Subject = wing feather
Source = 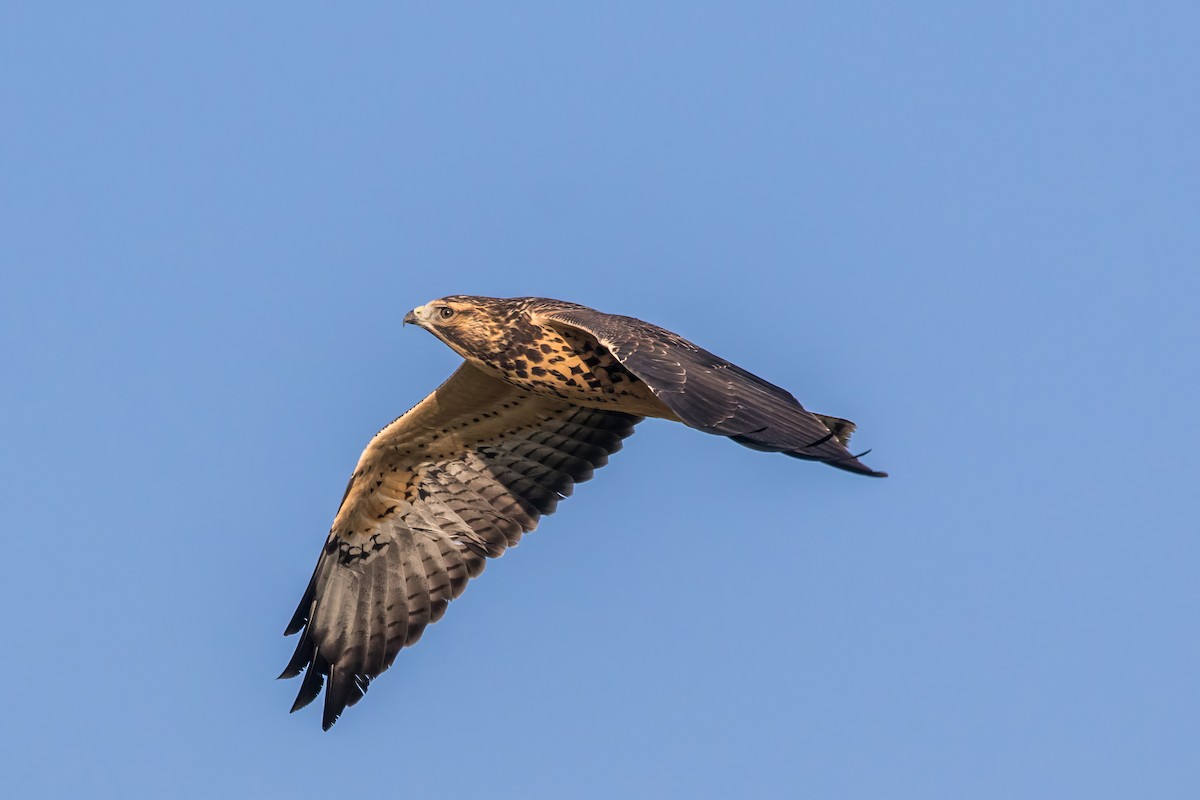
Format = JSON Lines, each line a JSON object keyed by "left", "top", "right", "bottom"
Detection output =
{"left": 414, "top": 531, "right": 454, "bottom": 624}
{"left": 536, "top": 303, "right": 886, "bottom": 477}
{"left": 281, "top": 362, "right": 640, "bottom": 728}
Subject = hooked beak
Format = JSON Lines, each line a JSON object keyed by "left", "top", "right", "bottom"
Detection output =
{"left": 403, "top": 305, "right": 426, "bottom": 326}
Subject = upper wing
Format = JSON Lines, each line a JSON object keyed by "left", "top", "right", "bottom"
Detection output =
{"left": 280, "top": 362, "right": 641, "bottom": 729}
{"left": 535, "top": 303, "right": 885, "bottom": 477}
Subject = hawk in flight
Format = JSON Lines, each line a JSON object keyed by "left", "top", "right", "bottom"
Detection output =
{"left": 281, "top": 296, "right": 886, "bottom": 728}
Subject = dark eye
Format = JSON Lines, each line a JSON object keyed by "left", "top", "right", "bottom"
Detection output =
{"left": 438, "top": 306, "right": 455, "bottom": 320}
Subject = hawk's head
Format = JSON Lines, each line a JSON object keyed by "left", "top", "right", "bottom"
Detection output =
{"left": 404, "top": 295, "right": 541, "bottom": 366}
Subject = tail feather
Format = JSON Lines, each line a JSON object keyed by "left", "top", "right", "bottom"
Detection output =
{"left": 814, "top": 414, "right": 856, "bottom": 446}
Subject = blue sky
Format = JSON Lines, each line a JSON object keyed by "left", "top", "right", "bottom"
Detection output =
{"left": 3, "top": 3, "right": 1197, "bottom": 797}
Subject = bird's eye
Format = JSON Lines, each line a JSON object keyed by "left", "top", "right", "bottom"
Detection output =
{"left": 438, "top": 306, "right": 455, "bottom": 320}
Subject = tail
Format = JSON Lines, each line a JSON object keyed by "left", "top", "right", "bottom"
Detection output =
{"left": 728, "top": 411, "right": 888, "bottom": 477}
{"left": 804, "top": 413, "right": 888, "bottom": 478}
{"left": 814, "top": 414, "right": 856, "bottom": 446}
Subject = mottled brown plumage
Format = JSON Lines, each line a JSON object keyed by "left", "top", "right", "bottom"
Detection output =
{"left": 281, "top": 295, "right": 886, "bottom": 729}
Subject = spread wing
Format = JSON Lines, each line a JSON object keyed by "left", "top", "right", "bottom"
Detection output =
{"left": 536, "top": 303, "right": 885, "bottom": 477}
{"left": 280, "top": 362, "right": 640, "bottom": 729}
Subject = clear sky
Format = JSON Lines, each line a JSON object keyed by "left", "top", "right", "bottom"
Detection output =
{"left": 3, "top": 3, "right": 1197, "bottom": 798}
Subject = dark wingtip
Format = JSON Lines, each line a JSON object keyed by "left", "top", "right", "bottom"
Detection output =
{"left": 825, "top": 448, "right": 889, "bottom": 478}
{"left": 856, "top": 452, "right": 888, "bottom": 477}
{"left": 846, "top": 448, "right": 888, "bottom": 478}
{"left": 321, "top": 668, "right": 369, "bottom": 730}
{"left": 288, "top": 649, "right": 327, "bottom": 713}
{"left": 848, "top": 463, "right": 889, "bottom": 477}
{"left": 834, "top": 462, "right": 889, "bottom": 478}
{"left": 278, "top": 628, "right": 314, "bottom": 679}
{"left": 290, "top": 674, "right": 324, "bottom": 714}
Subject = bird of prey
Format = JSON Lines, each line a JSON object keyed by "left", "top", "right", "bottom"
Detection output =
{"left": 280, "top": 295, "right": 886, "bottom": 728}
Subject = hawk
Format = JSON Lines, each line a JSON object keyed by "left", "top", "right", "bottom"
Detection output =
{"left": 280, "top": 295, "right": 886, "bottom": 728}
